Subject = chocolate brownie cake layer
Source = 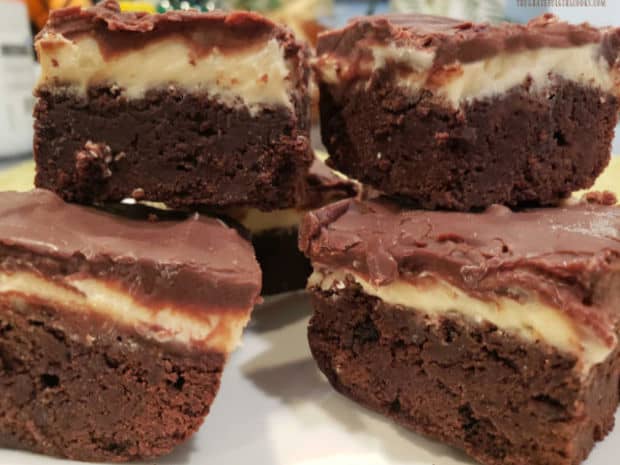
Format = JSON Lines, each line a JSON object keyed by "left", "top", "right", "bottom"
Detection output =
{"left": 34, "top": 88, "right": 310, "bottom": 209}
{"left": 0, "top": 295, "right": 224, "bottom": 462}
{"left": 34, "top": 0, "right": 311, "bottom": 209}
{"left": 0, "top": 190, "right": 261, "bottom": 460}
{"left": 227, "top": 157, "right": 359, "bottom": 295}
{"left": 300, "top": 198, "right": 620, "bottom": 465}
{"left": 319, "top": 77, "right": 618, "bottom": 210}
{"left": 316, "top": 14, "right": 620, "bottom": 210}
{"left": 308, "top": 283, "right": 620, "bottom": 465}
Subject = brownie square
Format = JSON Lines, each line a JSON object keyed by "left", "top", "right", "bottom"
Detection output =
{"left": 33, "top": 0, "right": 311, "bottom": 210}
{"left": 0, "top": 190, "right": 261, "bottom": 461}
{"left": 300, "top": 198, "right": 620, "bottom": 465}
{"left": 315, "top": 14, "right": 620, "bottom": 210}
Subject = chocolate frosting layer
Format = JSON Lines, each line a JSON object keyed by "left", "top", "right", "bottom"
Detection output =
{"left": 0, "top": 190, "right": 261, "bottom": 313}
{"left": 317, "top": 13, "right": 620, "bottom": 67}
{"left": 39, "top": 0, "right": 299, "bottom": 60}
{"left": 300, "top": 198, "right": 620, "bottom": 344}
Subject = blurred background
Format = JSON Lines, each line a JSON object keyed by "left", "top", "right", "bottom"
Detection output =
{"left": 1, "top": 0, "right": 619, "bottom": 164}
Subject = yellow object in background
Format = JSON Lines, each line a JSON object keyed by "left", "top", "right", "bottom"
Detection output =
{"left": 118, "top": 1, "right": 156, "bottom": 13}
{"left": 26, "top": 0, "right": 92, "bottom": 30}
{"left": 268, "top": 0, "right": 331, "bottom": 46}
{"left": 0, "top": 162, "right": 35, "bottom": 192}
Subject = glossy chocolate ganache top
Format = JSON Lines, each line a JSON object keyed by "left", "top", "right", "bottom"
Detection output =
{"left": 0, "top": 189, "right": 261, "bottom": 311}
{"left": 300, "top": 198, "right": 620, "bottom": 344}
{"left": 38, "top": 0, "right": 297, "bottom": 59}
{"left": 317, "top": 12, "right": 620, "bottom": 67}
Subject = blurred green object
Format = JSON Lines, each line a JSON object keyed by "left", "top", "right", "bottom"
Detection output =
{"left": 231, "top": 0, "right": 282, "bottom": 11}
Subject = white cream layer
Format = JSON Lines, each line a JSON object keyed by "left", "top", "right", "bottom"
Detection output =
{"left": 309, "top": 268, "right": 614, "bottom": 372}
{"left": 318, "top": 43, "right": 618, "bottom": 106}
{"left": 36, "top": 33, "right": 294, "bottom": 115}
{"left": 0, "top": 271, "right": 251, "bottom": 354}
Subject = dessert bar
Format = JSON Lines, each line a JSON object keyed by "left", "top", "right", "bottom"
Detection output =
{"left": 0, "top": 190, "right": 261, "bottom": 461}
{"left": 301, "top": 198, "right": 620, "bottom": 465}
{"left": 34, "top": 0, "right": 311, "bottom": 209}
{"left": 316, "top": 14, "right": 620, "bottom": 210}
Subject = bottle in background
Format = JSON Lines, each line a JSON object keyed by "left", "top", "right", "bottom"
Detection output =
{"left": 0, "top": 0, "right": 36, "bottom": 159}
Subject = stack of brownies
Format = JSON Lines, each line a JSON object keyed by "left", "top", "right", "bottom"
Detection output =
{"left": 0, "top": 1, "right": 619, "bottom": 465}
{"left": 0, "top": 0, "right": 341, "bottom": 461}
{"left": 303, "top": 13, "right": 620, "bottom": 465}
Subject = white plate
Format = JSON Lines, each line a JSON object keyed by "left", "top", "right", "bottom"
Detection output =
{"left": 1, "top": 293, "right": 618, "bottom": 465}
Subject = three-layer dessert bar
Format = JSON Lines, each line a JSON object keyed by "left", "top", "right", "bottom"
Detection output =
{"left": 301, "top": 198, "right": 620, "bottom": 465}
{"left": 0, "top": 190, "right": 261, "bottom": 461}
{"left": 34, "top": 0, "right": 311, "bottom": 210}
{"left": 315, "top": 14, "right": 620, "bottom": 210}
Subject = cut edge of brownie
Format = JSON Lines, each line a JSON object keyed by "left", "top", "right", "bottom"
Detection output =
{"left": 0, "top": 293, "right": 226, "bottom": 462}
{"left": 34, "top": 85, "right": 312, "bottom": 211}
{"left": 319, "top": 75, "right": 618, "bottom": 210}
{"left": 307, "top": 280, "right": 620, "bottom": 465}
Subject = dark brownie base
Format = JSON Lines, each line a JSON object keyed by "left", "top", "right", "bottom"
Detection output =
{"left": 320, "top": 76, "right": 618, "bottom": 210}
{"left": 308, "top": 282, "right": 620, "bottom": 465}
{"left": 34, "top": 87, "right": 312, "bottom": 210}
{"left": 0, "top": 294, "right": 224, "bottom": 462}
{"left": 253, "top": 226, "right": 311, "bottom": 295}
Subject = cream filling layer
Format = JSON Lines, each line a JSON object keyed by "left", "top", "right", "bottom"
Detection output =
{"left": 309, "top": 268, "right": 614, "bottom": 372}
{"left": 233, "top": 208, "right": 302, "bottom": 234}
{"left": 0, "top": 271, "right": 251, "bottom": 354}
{"left": 36, "top": 33, "right": 294, "bottom": 115}
{"left": 318, "top": 43, "right": 618, "bottom": 106}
